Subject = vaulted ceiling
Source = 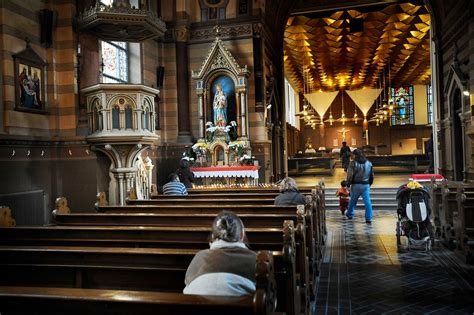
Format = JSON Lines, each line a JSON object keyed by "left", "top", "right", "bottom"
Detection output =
{"left": 284, "top": 2, "right": 431, "bottom": 92}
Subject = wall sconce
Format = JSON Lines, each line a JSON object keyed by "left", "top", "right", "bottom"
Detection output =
{"left": 463, "top": 90, "right": 470, "bottom": 97}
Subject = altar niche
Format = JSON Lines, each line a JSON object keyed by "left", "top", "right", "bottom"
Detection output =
{"left": 192, "top": 37, "right": 250, "bottom": 139}
{"left": 210, "top": 75, "right": 236, "bottom": 128}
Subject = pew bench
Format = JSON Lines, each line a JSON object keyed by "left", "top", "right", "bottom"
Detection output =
{"left": 51, "top": 212, "right": 310, "bottom": 314}
{"left": 0, "top": 251, "right": 277, "bottom": 315}
{"left": 0, "top": 287, "right": 261, "bottom": 315}
{"left": 0, "top": 223, "right": 298, "bottom": 314}
{"left": 128, "top": 188, "right": 325, "bottom": 296}
{"left": 0, "top": 226, "right": 286, "bottom": 251}
{"left": 456, "top": 184, "right": 474, "bottom": 264}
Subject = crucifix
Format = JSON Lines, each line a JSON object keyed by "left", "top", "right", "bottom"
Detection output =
{"left": 338, "top": 127, "right": 349, "bottom": 142}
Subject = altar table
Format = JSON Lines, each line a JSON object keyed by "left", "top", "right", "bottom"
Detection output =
{"left": 191, "top": 166, "right": 259, "bottom": 185}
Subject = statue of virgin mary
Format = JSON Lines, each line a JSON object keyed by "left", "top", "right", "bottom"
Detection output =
{"left": 213, "top": 84, "right": 227, "bottom": 127}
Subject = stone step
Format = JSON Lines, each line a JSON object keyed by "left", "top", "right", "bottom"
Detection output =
{"left": 324, "top": 187, "right": 398, "bottom": 211}
{"left": 325, "top": 203, "right": 397, "bottom": 211}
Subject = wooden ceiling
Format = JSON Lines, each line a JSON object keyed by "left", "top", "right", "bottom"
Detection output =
{"left": 284, "top": 2, "right": 431, "bottom": 92}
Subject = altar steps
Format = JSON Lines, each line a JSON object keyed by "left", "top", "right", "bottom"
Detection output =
{"left": 324, "top": 187, "right": 398, "bottom": 211}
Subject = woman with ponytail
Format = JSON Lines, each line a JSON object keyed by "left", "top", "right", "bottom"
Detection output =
{"left": 183, "top": 211, "right": 256, "bottom": 296}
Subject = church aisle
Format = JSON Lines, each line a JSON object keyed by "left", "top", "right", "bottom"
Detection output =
{"left": 295, "top": 168, "right": 408, "bottom": 189}
{"left": 315, "top": 210, "right": 474, "bottom": 314}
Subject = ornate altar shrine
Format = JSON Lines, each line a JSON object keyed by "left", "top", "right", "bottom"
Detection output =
{"left": 192, "top": 166, "right": 259, "bottom": 185}
{"left": 186, "top": 30, "right": 257, "bottom": 184}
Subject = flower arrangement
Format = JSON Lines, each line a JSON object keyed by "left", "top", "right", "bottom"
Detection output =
{"left": 192, "top": 142, "right": 208, "bottom": 155}
{"left": 228, "top": 140, "right": 247, "bottom": 155}
{"left": 205, "top": 121, "right": 239, "bottom": 142}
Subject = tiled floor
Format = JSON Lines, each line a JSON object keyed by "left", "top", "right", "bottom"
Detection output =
{"left": 295, "top": 168, "right": 409, "bottom": 188}
{"left": 315, "top": 210, "right": 474, "bottom": 314}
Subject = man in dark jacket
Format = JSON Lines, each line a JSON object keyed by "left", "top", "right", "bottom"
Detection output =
{"left": 346, "top": 149, "right": 374, "bottom": 223}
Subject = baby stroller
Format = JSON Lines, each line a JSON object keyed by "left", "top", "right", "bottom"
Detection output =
{"left": 396, "top": 184, "right": 435, "bottom": 251}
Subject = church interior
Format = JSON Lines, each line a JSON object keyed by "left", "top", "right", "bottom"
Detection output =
{"left": 0, "top": 0, "right": 474, "bottom": 313}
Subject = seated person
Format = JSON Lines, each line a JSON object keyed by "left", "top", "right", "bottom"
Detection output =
{"left": 183, "top": 211, "right": 256, "bottom": 296}
{"left": 176, "top": 158, "right": 195, "bottom": 188}
{"left": 162, "top": 173, "right": 188, "bottom": 195}
{"left": 274, "top": 177, "right": 307, "bottom": 205}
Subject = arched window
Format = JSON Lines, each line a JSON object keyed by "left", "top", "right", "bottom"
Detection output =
{"left": 112, "top": 106, "right": 120, "bottom": 129}
{"left": 125, "top": 106, "right": 133, "bottom": 129}
{"left": 143, "top": 109, "right": 150, "bottom": 130}
{"left": 94, "top": 107, "right": 100, "bottom": 131}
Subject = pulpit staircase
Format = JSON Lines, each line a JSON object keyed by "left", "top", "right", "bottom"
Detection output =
{"left": 325, "top": 187, "right": 398, "bottom": 211}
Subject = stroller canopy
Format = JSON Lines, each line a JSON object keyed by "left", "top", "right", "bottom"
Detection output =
{"left": 396, "top": 184, "right": 431, "bottom": 219}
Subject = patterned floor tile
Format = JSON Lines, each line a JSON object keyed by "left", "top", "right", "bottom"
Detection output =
{"left": 314, "top": 210, "right": 474, "bottom": 314}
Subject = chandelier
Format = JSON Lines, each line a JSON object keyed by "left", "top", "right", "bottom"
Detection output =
{"left": 299, "top": 64, "right": 321, "bottom": 129}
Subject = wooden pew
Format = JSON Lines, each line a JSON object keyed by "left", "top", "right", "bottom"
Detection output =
{"left": 439, "top": 180, "right": 461, "bottom": 248}
{"left": 428, "top": 178, "right": 458, "bottom": 247}
{"left": 0, "top": 251, "right": 277, "bottom": 315}
{"left": 0, "top": 223, "right": 296, "bottom": 314}
{"left": 128, "top": 186, "right": 325, "bottom": 298}
{"left": 129, "top": 197, "right": 277, "bottom": 205}
{"left": 97, "top": 204, "right": 316, "bottom": 293}
{"left": 96, "top": 203, "right": 318, "bottom": 268}
{"left": 429, "top": 179, "right": 474, "bottom": 263}
{"left": 51, "top": 212, "right": 309, "bottom": 314}
{"left": 186, "top": 187, "right": 315, "bottom": 194}
{"left": 146, "top": 182, "right": 326, "bottom": 262}
{"left": 0, "top": 226, "right": 284, "bottom": 250}
{"left": 55, "top": 212, "right": 301, "bottom": 228}
{"left": 454, "top": 184, "right": 474, "bottom": 264}
{"left": 287, "top": 157, "right": 336, "bottom": 176}
{"left": 128, "top": 183, "right": 326, "bottom": 277}
{"left": 428, "top": 177, "right": 444, "bottom": 239}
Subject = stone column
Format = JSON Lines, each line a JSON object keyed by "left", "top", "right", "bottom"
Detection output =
{"left": 198, "top": 93, "right": 204, "bottom": 138}
{"left": 240, "top": 91, "right": 248, "bottom": 137}
{"left": 114, "top": 172, "right": 125, "bottom": 206}
{"left": 175, "top": 24, "right": 192, "bottom": 143}
{"left": 430, "top": 36, "right": 441, "bottom": 173}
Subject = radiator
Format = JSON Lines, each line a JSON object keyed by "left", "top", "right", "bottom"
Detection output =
{"left": 0, "top": 190, "right": 48, "bottom": 226}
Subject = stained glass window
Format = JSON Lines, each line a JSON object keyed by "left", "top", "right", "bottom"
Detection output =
{"left": 112, "top": 106, "right": 120, "bottom": 129}
{"left": 101, "top": 41, "right": 128, "bottom": 83}
{"left": 390, "top": 86, "right": 414, "bottom": 125}
{"left": 125, "top": 106, "right": 133, "bottom": 129}
{"left": 143, "top": 110, "right": 150, "bottom": 130}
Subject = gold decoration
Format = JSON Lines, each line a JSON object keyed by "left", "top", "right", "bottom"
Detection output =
{"left": 0, "top": 206, "right": 16, "bottom": 227}
{"left": 284, "top": 4, "right": 431, "bottom": 92}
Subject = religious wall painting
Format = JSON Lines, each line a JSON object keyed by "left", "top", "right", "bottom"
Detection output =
{"left": 210, "top": 75, "right": 236, "bottom": 127}
{"left": 13, "top": 45, "right": 47, "bottom": 113}
{"left": 391, "top": 86, "right": 414, "bottom": 125}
